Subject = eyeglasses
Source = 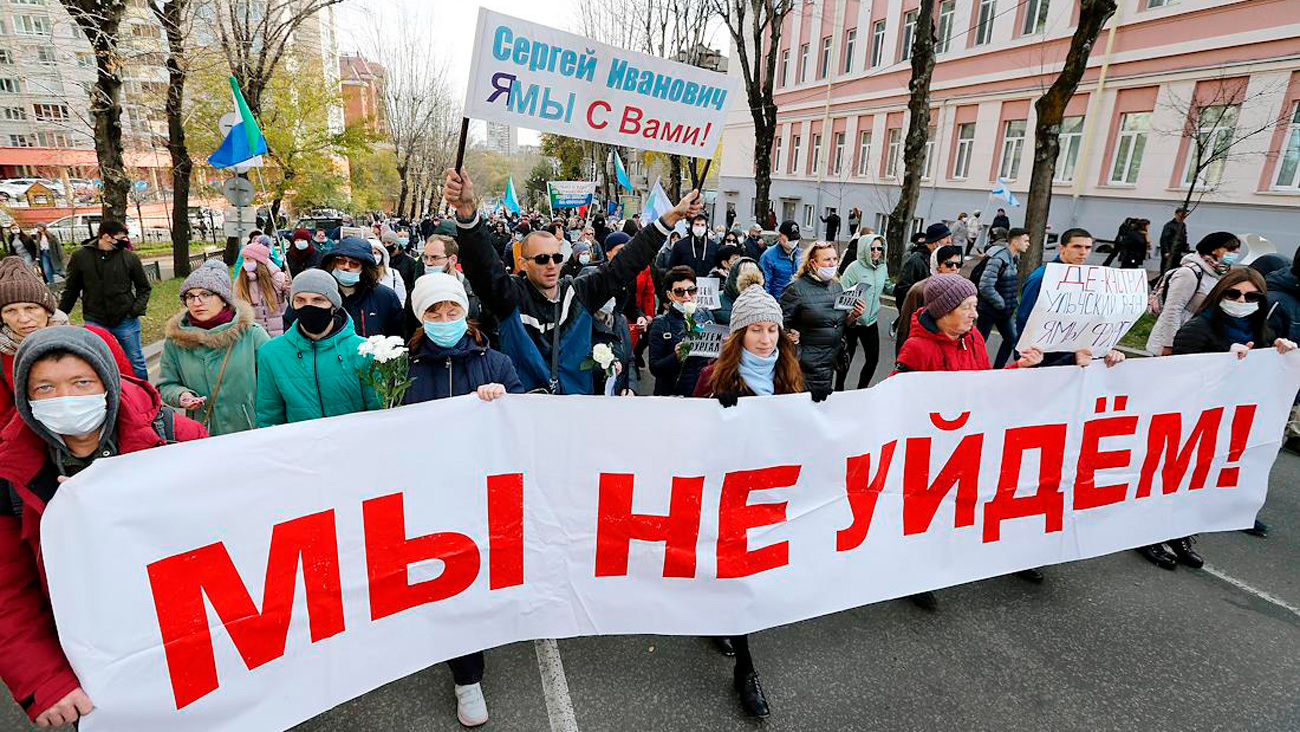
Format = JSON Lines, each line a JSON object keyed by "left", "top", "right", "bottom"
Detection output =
{"left": 182, "top": 291, "right": 219, "bottom": 303}
{"left": 1222, "top": 288, "right": 1264, "bottom": 303}
{"left": 939, "top": 260, "right": 962, "bottom": 269}
{"left": 671, "top": 286, "right": 699, "bottom": 297}
{"left": 529, "top": 253, "right": 564, "bottom": 265}
{"left": 423, "top": 254, "right": 448, "bottom": 265}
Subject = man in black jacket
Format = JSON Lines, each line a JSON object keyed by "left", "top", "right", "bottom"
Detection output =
{"left": 820, "top": 208, "right": 841, "bottom": 243}
{"left": 1159, "top": 207, "right": 1189, "bottom": 276}
{"left": 894, "top": 224, "right": 951, "bottom": 307}
{"left": 445, "top": 167, "right": 700, "bottom": 394}
{"left": 667, "top": 213, "right": 718, "bottom": 277}
{"left": 57, "top": 220, "right": 150, "bottom": 378}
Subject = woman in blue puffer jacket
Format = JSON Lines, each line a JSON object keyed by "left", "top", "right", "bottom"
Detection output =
{"left": 399, "top": 272, "right": 522, "bottom": 727}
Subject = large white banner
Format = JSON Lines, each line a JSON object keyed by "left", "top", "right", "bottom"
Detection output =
{"left": 42, "top": 352, "right": 1300, "bottom": 732}
{"left": 463, "top": 9, "right": 735, "bottom": 158}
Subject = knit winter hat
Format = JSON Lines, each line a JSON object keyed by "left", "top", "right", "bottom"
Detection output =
{"left": 0, "top": 256, "right": 56, "bottom": 313}
{"left": 290, "top": 268, "right": 342, "bottom": 309}
{"left": 604, "top": 231, "right": 630, "bottom": 252}
{"left": 13, "top": 325, "right": 121, "bottom": 445}
{"left": 410, "top": 272, "right": 468, "bottom": 319}
{"left": 729, "top": 284, "right": 784, "bottom": 335}
{"left": 291, "top": 228, "right": 312, "bottom": 242}
{"left": 241, "top": 242, "right": 272, "bottom": 266}
{"left": 181, "top": 259, "right": 234, "bottom": 306}
{"left": 924, "top": 275, "right": 977, "bottom": 319}
{"left": 925, "top": 222, "right": 953, "bottom": 244}
{"left": 380, "top": 229, "right": 401, "bottom": 245}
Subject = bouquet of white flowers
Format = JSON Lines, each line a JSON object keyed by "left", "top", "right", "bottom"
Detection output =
{"left": 357, "top": 335, "right": 415, "bottom": 409}
{"left": 581, "top": 343, "right": 620, "bottom": 395}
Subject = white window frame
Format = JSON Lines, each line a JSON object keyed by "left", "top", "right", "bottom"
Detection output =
{"left": 798, "top": 43, "right": 809, "bottom": 83}
{"left": 886, "top": 127, "right": 902, "bottom": 178}
{"left": 870, "top": 20, "right": 886, "bottom": 68}
{"left": 874, "top": 212, "right": 889, "bottom": 233}
{"left": 0, "top": 78, "right": 19, "bottom": 93}
{"left": 810, "top": 132, "right": 822, "bottom": 174}
{"left": 1054, "top": 116, "right": 1084, "bottom": 183}
{"left": 1, "top": 106, "right": 24, "bottom": 120}
{"left": 1022, "top": 0, "right": 1049, "bottom": 35}
{"left": 1109, "top": 111, "right": 1150, "bottom": 185}
{"left": 35, "top": 45, "right": 55, "bottom": 65}
{"left": 791, "top": 134, "right": 802, "bottom": 173}
{"left": 1272, "top": 101, "right": 1300, "bottom": 190}
{"left": 779, "top": 49, "right": 789, "bottom": 87}
{"left": 856, "top": 130, "right": 872, "bottom": 176}
{"left": 773, "top": 136, "right": 784, "bottom": 174}
{"left": 843, "top": 29, "right": 855, "bottom": 74}
{"left": 8, "top": 133, "right": 31, "bottom": 147}
{"left": 975, "top": 0, "right": 996, "bottom": 45}
{"left": 14, "top": 14, "right": 50, "bottom": 36}
{"left": 999, "top": 120, "right": 1027, "bottom": 181}
{"left": 936, "top": 1, "right": 955, "bottom": 54}
{"left": 803, "top": 204, "right": 814, "bottom": 228}
{"left": 922, "top": 138, "right": 936, "bottom": 179}
{"left": 953, "top": 122, "right": 975, "bottom": 179}
{"left": 832, "top": 131, "right": 845, "bottom": 175}
{"left": 818, "top": 36, "right": 831, "bottom": 79}
{"left": 901, "top": 10, "right": 918, "bottom": 62}
{"left": 1182, "top": 104, "right": 1238, "bottom": 188}
{"left": 1146, "top": 0, "right": 1176, "bottom": 7}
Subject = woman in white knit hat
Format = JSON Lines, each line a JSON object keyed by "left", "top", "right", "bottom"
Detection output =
{"left": 400, "top": 271, "right": 521, "bottom": 726}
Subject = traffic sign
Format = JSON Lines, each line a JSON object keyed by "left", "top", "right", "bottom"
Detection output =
{"left": 222, "top": 177, "right": 256, "bottom": 207}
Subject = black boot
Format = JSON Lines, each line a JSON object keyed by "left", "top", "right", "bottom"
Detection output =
{"left": 908, "top": 590, "right": 939, "bottom": 611}
{"left": 734, "top": 671, "right": 770, "bottom": 718}
{"left": 1168, "top": 536, "right": 1204, "bottom": 568}
{"left": 711, "top": 637, "right": 735, "bottom": 657}
{"left": 1242, "top": 519, "right": 1269, "bottom": 538}
{"left": 1014, "top": 568, "right": 1045, "bottom": 584}
{"left": 1136, "top": 543, "right": 1177, "bottom": 570}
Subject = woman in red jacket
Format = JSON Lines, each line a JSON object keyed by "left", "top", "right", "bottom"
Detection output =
{"left": 0, "top": 256, "right": 132, "bottom": 428}
{"left": 0, "top": 327, "right": 207, "bottom": 727}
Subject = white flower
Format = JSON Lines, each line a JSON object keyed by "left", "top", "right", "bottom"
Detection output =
{"left": 360, "top": 335, "right": 408, "bottom": 363}
{"left": 591, "top": 343, "right": 616, "bottom": 370}
{"left": 682, "top": 301, "right": 697, "bottom": 317}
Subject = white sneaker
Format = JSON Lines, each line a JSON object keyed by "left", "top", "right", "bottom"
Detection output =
{"left": 455, "top": 682, "right": 489, "bottom": 727}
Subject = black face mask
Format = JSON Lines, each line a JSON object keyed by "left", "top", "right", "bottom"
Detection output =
{"left": 295, "top": 304, "right": 335, "bottom": 334}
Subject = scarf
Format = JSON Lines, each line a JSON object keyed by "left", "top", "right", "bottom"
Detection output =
{"left": 0, "top": 310, "right": 70, "bottom": 355}
{"left": 1223, "top": 315, "right": 1253, "bottom": 348}
{"left": 739, "top": 347, "right": 778, "bottom": 396}
{"left": 187, "top": 306, "right": 235, "bottom": 330}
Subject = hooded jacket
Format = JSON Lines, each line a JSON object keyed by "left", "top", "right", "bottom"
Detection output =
{"left": 1172, "top": 308, "right": 1273, "bottom": 356}
{"left": 254, "top": 313, "right": 379, "bottom": 426}
{"left": 402, "top": 332, "right": 523, "bottom": 403}
{"left": 286, "top": 242, "right": 324, "bottom": 277}
{"left": 667, "top": 232, "right": 718, "bottom": 277}
{"left": 894, "top": 244, "right": 932, "bottom": 307}
{"left": 976, "top": 243, "right": 1019, "bottom": 315}
{"left": 57, "top": 243, "right": 151, "bottom": 326}
{"left": 715, "top": 257, "right": 763, "bottom": 326}
{"left": 780, "top": 272, "right": 846, "bottom": 392}
{"left": 1266, "top": 265, "right": 1300, "bottom": 342}
{"left": 1146, "top": 252, "right": 1221, "bottom": 354}
{"left": 371, "top": 242, "right": 408, "bottom": 306}
{"left": 0, "top": 375, "right": 205, "bottom": 722}
{"left": 0, "top": 322, "right": 131, "bottom": 429}
{"left": 839, "top": 236, "right": 889, "bottom": 328}
{"left": 158, "top": 300, "right": 270, "bottom": 435}
{"left": 239, "top": 266, "right": 291, "bottom": 337}
{"left": 457, "top": 211, "right": 669, "bottom": 394}
{"left": 284, "top": 237, "right": 405, "bottom": 339}
{"left": 893, "top": 309, "right": 1023, "bottom": 374}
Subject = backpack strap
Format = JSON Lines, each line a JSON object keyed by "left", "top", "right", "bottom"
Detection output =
{"left": 1, "top": 480, "right": 20, "bottom": 518}
{"left": 152, "top": 405, "right": 178, "bottom": 445}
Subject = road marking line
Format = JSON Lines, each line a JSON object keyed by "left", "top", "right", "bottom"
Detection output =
{"left": 1202, "top": 564, "right": 1300, "bottom": 618}
{"left": 534, "top": 638, "right": 580, "bottom": 732}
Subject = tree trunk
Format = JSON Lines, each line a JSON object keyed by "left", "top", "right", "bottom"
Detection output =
{"left": 395, "top": 157, "right": 411, "bottom": 218}
{"left": 751, "top": 101, "right": 776, "bottom": 229}
{"left": 668, "top": 155, "right": 683, "bottom": 202}
{"left": 886, "top": 0, "right": 937, "bottom": 274}
{"left": 156, "top": 0, "right": 193, "bottom": 278}
{"left": 1021, "top": 0, "right": 1116, "bottom": 281}
{"left": 64, "top": 1, "right": 129, "bottom": 221}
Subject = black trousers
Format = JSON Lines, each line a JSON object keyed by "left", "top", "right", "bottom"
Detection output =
{"left": 448, "top": 651, "right": 485, "bottom": 686}
{"left": 729, "top": 634, "right": 755, "bottom": 678}
{"left": 835, "top": 322, "right": 880, "bottom": 391}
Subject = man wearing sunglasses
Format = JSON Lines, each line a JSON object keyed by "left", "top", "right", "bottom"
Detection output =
{"left": 445, "top": 168, "right": 701, "bottom": 394}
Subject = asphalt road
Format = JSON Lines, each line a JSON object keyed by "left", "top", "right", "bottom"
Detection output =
{"left": 3, "top": 306, "right": 1297, "bottom": 732}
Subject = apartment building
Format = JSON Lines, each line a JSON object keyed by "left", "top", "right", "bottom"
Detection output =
{"left": 340, "top": 52, "right": 386, "bottom": 134}
{"left": 718, "top": 0, "right": 1300, "bottom": 252}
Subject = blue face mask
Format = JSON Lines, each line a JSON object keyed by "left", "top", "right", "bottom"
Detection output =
{"left": 1221, "top": 252, "right": 1241, "bottom": 266}
{"left": 332, "top": 268, "right": 360, "bottom": 287}
{"left": 424, "top": 264, "right": 444, "bottom": 276}
{"left": 424, "top": 317, "right": 468, "bottom": 347}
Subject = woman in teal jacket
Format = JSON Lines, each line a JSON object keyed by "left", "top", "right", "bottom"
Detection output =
{"left": 255, "top": 269, "right": 379, "bottom": 427}
{"left": 836, "top": 233, "right": 889, "bottom": 390}
{"left": 158, "top": 260, "right": 269, "bottom": 435}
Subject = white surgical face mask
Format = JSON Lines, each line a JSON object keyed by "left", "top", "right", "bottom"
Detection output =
{"left": 30, "top": 393, "right": 108, "bottom": 437}
{"left": 242, "top": 262, "right": 258, "bottom": 273}
{"left": 692, "top": 225, "right": 707, "bottom": 237}
{"left": 1219, "top": 300, "right": 1259, "bottom": 318}
{"left": 816, "top": 266, "right": 837, "bottom": 281}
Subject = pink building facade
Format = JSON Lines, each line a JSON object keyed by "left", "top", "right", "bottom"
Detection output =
{"left": 718, "top": 0, "right": 1300, "bottom": 253}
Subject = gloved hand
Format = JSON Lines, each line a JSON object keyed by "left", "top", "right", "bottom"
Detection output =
{"left": 716, "top": 391, "right": 740, "bottom": 408}
{"left": 811, "top": 387, "right": 832, "bottom": 403}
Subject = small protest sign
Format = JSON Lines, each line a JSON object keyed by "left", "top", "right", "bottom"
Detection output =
{"left": 687, "top": 322, "right": 728, "bottom": 358}
{"left": 695, "top": 277, "right": 721, "bottom": 309}
{"left": 1016, "top": 263, "right": 1149, "bottom": 356}
{"left": 834, "top": 283, "right": 868, "bottom": 311}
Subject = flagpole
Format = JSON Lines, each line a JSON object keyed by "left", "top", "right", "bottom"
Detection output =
{"left": 453, "top": 117, "right": 470, "bottom": 174}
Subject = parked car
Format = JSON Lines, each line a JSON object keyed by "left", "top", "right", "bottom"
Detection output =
{"left": 45, "top": 213, "right": 143, "bottom": 243}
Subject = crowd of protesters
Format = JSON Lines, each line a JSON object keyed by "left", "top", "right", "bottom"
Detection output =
{"left": 0, "top": 166, "right": 1296, "bottom": 729}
